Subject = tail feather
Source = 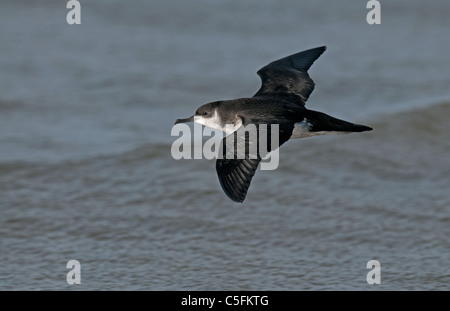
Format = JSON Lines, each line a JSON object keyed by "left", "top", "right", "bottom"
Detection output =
{"left": 306, "top": 110, "right": 373, "bottom": 133}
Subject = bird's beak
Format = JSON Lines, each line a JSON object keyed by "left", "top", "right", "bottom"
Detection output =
{"left": 175, "top": 116, "right": 194, "bottom": 124}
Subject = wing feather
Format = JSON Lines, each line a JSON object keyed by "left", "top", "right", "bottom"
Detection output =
{"left": 215, "top": 122, "right": 293, "bottom": 202}
{"left": 253, "top": 46, "right": 326, "bottom": 105}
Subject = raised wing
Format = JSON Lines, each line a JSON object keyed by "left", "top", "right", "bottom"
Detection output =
{"left": 253, "top": 46, "right": 326, "bottom": 106}
{"left": 216, "top": 122, "right": 293, "bottom": 203}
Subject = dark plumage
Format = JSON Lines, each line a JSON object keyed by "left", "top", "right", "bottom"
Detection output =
{"left": 175, "top": 47, "right": 372, "bottom": 203}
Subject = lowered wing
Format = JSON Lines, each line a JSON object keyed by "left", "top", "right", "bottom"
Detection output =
{"left": 216, "top": 122, "right": 294, "bottom": 203}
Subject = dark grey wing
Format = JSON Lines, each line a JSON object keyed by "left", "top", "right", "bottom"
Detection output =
{"left": 253, "top": 46, "right": 326, "bottom": 106}
{"left": 216, "top": 122, "right": 294, "bottom": 203}
{"left": 216, "top": 157, "right": 260, "bottom": 203}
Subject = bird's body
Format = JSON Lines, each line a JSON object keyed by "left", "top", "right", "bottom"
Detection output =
{"left": 175, "top": 46, "right": 372, "bottom": 203}
{"left": 193, "top": 97, "right": 370, "bottom": 137}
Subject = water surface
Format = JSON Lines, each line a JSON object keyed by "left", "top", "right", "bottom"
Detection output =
{"left": 1, "top": 0, "right": 449, "bottom": 290}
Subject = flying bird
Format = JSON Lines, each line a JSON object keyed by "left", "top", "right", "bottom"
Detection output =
{"left": 175, "top": 46, "right": 372, "bottom": 203}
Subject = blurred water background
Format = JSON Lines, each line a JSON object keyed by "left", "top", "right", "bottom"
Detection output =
{"left": 0, "top": 0, "right": 449, "bottom": 290}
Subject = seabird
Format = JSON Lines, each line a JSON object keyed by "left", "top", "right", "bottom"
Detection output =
{"left": 175, "top": 46, "right": 372, "bottom": 203}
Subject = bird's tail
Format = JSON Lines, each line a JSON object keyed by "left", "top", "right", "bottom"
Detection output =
{"left": 306, "top": 110, "right": 373, "bottom": 133}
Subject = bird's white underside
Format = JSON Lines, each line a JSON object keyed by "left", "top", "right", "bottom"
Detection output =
{"left": 291, "top": 119, "right": 346, "bottom": 138}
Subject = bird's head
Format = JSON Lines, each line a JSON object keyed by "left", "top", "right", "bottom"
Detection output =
{"left": 175, "top": 102, "right": 220, "bottom": 128}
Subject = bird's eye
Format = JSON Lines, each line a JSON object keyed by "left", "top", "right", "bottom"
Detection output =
{"left": 202, "top": 111, "right": 207, "bottom": 115}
